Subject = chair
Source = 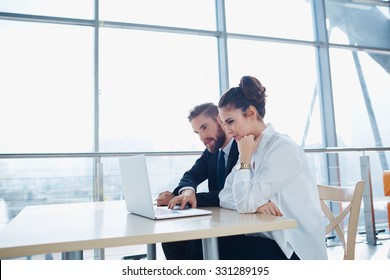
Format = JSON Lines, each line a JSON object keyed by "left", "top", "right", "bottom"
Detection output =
{"left": 317, "top": 180, "right": 365, "bottom": 260}
{"left": 384, "top": 171, "right": 390, "bottom": 230}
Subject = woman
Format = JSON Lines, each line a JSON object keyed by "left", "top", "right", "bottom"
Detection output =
{"left": 217, "top": 75, "right": 328, "bottom": 260}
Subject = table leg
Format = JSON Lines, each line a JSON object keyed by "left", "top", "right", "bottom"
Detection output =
{"left": 61, "top": 251, "right": 83, "bottom": 260}
{"left": 202, "top": 237, "right": 219, "bottom": 260}
{"left": 147, "top": 243, "right": 156, "bottom": 260}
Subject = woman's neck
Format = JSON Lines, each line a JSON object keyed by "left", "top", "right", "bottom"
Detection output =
{"left": 253, "top": 121, "right": 266, "bottom": 139}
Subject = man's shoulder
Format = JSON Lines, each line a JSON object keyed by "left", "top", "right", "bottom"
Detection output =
{"left": 194, "top": 148, "right": 215, "bottom": 164}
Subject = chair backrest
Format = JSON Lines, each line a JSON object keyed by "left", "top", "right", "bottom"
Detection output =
{"left": 384, "top": 171, "right": 390, "bottom": 231}
{"left": 384, "top": 171, "right": 390, "bottom": 197}
{"left": 317, "top": 180, "right": 365, "bottom": 260}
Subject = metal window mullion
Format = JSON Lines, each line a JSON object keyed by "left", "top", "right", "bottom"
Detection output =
{"left": 92, "top": 0, "right": 102, "bottom": 203}
{"left": 360, "top": 156, "right": 378, "bottom": 245}
{"left": 93, "top": 0, "right": 105, "bottom": 260}
{"left": 215, "top": 0, "right": 229, "bottom": 94}
{"left": 94, "top": 0, "right": 100, "bottom": 155}
{"left": 311, "top": 0, "right": 340, "bottom": 186}
{"left": 0, "top": 12, "right": 93, "bottom": 26}
{"left": 311, "top": 1, "right": 341, "bottom": 247}
{"left": 93, "top": 1, "right": 103, "bottom": 202}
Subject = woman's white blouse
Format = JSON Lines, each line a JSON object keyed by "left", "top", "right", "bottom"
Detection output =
{"left": 219, "top": 124, "right": 328, "bottom": 260}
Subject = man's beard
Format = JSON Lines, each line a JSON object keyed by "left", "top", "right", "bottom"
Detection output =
{"left": 206, "top": 126, "right": 226, "bottom": 153}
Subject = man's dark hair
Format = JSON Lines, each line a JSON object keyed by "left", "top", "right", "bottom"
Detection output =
{"left": 188, "top": 103, "right": 219, "bottom": 122}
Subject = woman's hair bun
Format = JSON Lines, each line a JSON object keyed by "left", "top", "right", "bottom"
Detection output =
{"left": 239, "top": 75, "right": 266, "bottom": 103}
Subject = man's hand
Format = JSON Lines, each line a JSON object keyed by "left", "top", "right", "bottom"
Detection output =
{"left": 167, "top": 189, "right": 197, "bottom": 209}
{"left": 256, "top": 201, "right": 283, "bottom": 216}
{"left": 156, "top": 191, "right": 174, "bottom": 206}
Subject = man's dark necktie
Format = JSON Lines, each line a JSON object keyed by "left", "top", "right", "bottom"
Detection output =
{"left": 217, "top": 150, "right": 226, "bottom": 190}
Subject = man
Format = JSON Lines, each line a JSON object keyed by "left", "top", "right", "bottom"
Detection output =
{"left": 156, "top": 102, "right": 239, "bottom": 259}
{"left": 157, "top": 102, "right": 238, "bottom": 209}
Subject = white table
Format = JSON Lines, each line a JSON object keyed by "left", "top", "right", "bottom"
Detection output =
{"left": 0, "top": 200, "right": 296, "bottom": 260}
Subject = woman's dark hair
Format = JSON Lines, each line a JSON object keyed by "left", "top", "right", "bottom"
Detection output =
{"left": 218, "top": 76, "right": 267, "bottom": 119}
{"left": 188, "top": 102, "right": 219, "bottom": 122}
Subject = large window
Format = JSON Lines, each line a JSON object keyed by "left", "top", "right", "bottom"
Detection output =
{"left": 330, "top": 49, "right": 390, "bottom": 148}
{"left": 0, "top": 0, "right": 93, "bottom": 18}
{"left": 225, "top": 0, "right": 314, "bottom": 40}
{"left": 0, "top": 20, "right": 94, "bottom": 153}
{"left": 227, "top": 40, "right": 320, "bottom": 146}
{"left": 326, "top": 0, "right": 390, "bottom": 49}
{"left": 99, "top": 29, "right": 220, "bottom": 152}
{"left": 0, "top": 0, "right": 389, "bottom": 239}
{"left": 100, "top": 0, "right": 216, "bottom": 30}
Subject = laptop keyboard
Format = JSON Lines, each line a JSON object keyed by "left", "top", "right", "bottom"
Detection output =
{"left": 154, "top": 207, "right": 178, "bottom": 215}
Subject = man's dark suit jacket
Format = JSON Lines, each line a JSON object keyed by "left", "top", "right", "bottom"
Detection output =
{"left": 172, "top": 140, "right": 239, "bottom": 207}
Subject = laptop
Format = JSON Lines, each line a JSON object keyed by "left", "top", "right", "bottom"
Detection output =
{"left": 119, "top": 154, "right": 212, "bottom": 220}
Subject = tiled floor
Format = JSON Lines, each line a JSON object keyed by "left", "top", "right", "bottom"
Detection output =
{"left": 94, "top": 229, "right": 390, "bottom": 260}
{"left": 326, "top": 231, "right": 390, "bottom": 260}
{"left": 107, "top": 234, "right": 390, "bottom": 260}
{"left": 13, "top": 232, "right": 390, "bottom": 260}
